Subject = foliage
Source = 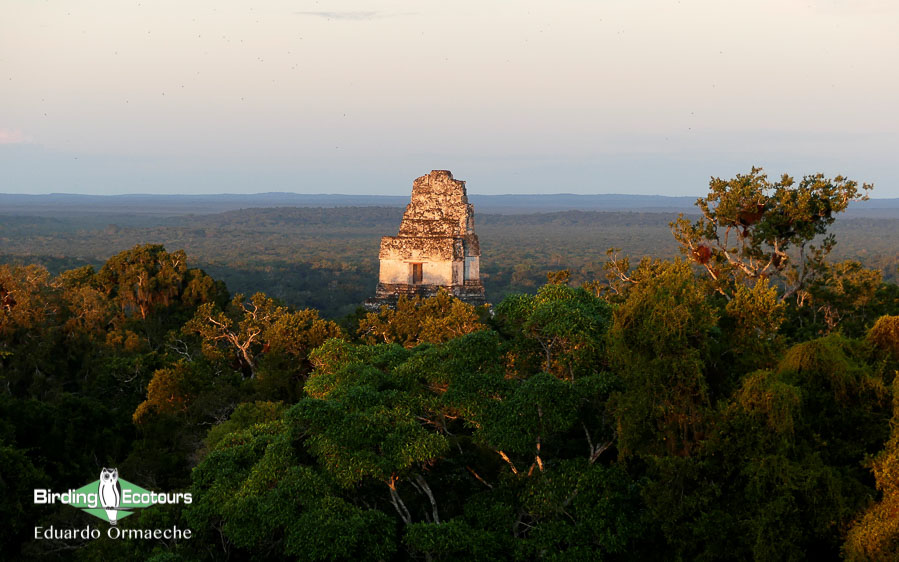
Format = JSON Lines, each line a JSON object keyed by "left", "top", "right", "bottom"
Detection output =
{"left": 494, "top": 281, "right": 611, "bottom": 380}
{"left": 867, "top": 315, "right": 899, "bottom": 362}
{"left": 97, "top": 243, "right": 227, "bottom": 322}
{"left": 722, "top": 277, "right": 786, "bottom": 373}
{"left": 358, "top": 288, "right": 487, "bottom": 348}
{"left": 184, "top": 292, "right": 341, "bottom": 380}
{"left": 640, "top": 332, "right": 890, "bottom": 561}
{"left": 203, "top": 400, "right": 286, "bottom": 451}
{"left": 188, "top": 422, "right": 397, "bottom": 561}
{"left": 186, "top": 328, "right": 642, "bottom": 560}
{"left": 845, "top": 379, "right": 899, "bottom": 561}
{"left": 608, "top": 260, "right": 718, "bottom": 457}
{"left": 0, "top": 441, "right": 48, "bottom": 559}
{"left": 782, "top": 260, "right": 891, "bottom": 340}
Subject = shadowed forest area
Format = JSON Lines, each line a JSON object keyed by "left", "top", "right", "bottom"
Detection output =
{"left": 2, "top": 171, "right": 899, "bottom": 560}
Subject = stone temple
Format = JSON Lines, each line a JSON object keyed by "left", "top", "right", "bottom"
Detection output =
{"left": 365, "top": 170, "right": 487, "bottom": 310}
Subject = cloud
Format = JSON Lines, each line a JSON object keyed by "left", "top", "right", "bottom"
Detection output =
{"left": 294, "top": 11, "right": 415, "bottom": 21}
{"left": 816, "top": 0, "right": 898, "bottom": 13}
{"left": 295, "top": 11, "right": 382, "bottom": 21}
{"left": 0, "top": 129, "right": 27, "bottom": 144}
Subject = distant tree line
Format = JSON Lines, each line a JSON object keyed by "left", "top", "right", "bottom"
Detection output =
{"left": 2, "top": 194, "right": 898, "bottom": 319}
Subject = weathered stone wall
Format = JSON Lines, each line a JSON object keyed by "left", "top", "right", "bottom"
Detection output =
{"left": 464, "top": 256, "right": 480, "bottom": 281}
{"left": 378, "top": 259, "right": 455, "bottom": 286}
{"left": 404, "top": 170, "right": 475, "bottom": 237}
{"left": 389, "top": 170, "right": 479, "bottom": 251}
{"left": 379, "top": 236, "right": 460, "bottom": 261}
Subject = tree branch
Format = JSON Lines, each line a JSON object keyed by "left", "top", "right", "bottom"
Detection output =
{"left": 498, "top": 450, "right": 519, "bottom": 475}
{"left": 415, "top": 474, "right": 441, "bottom": 524}
{"left": 387, "top": 475, "right": 412, "bottom": 525}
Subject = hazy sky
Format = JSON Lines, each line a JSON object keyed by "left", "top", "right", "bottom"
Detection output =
{"left": 2, "top": 0, "right": 897, "bottom": 196}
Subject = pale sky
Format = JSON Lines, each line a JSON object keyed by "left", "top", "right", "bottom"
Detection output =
{"left": 2, "top": 0, "right": 897, "bottom": 196}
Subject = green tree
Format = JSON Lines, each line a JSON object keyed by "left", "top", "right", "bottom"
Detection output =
{"left": 845, "top": 378, "right": 899, "bottom": 561}
{"left": 867, "top": 315, "right": 899, "bottom": 362}
{"left": 0, "top": 441, "right": 49, "bottom": 560}
{"left": 643, "top": 333, "right": 889, "bottom": 561}
{"left": 96, "top": 244, "right": 226, "bottom": 325}
{"left": 671, "top": 167, "right": 871, "bottom": 300}
{"left": 97, "top": 244, "right": 187, "bottom": 320}
{"left": 185, "top": 292, "right": 340, "bottom": 380}
{"left": 0, "top": 264, "right": 64, "bottom": 397}
{"left": 787, "top": 259, "right": 886, "bottom": 338}
{"left": 608, "top": 260, "right": 718, "bottom": 457}
{"left": 494, "top": 282, "right": 611, "bottom": 381}
{"left": 188, "top": 420, "right": 397, "bottom": 560}
{"left": 359, "top": 289, "right": 486, "bottom": 348}
{"left": 721, "top": 277, "right": 786, "bottom": 375}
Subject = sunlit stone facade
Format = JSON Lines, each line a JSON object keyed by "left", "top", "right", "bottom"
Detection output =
{"left": 365, "top": 170, "right": 486, "bottom": 310}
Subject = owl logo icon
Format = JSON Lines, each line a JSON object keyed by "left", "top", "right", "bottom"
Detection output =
{"left": 98, "top": 467, "right": 122, "bottom": 525}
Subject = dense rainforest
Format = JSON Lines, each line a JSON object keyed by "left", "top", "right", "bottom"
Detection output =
{"left": 2, "top": 169, "right": 899, "bottom": 560}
